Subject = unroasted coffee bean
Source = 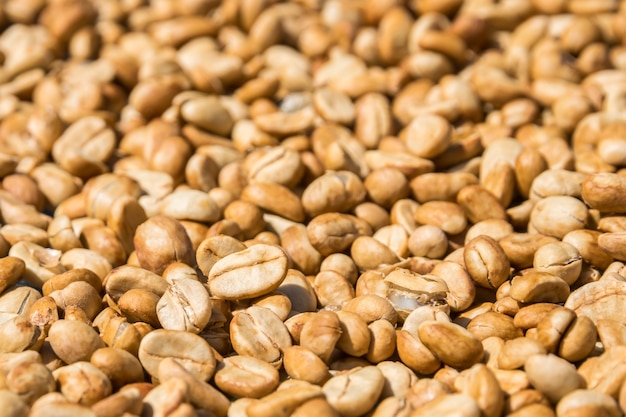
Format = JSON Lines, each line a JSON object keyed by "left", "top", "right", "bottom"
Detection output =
{"left": 214, "top": 355, "right": 279, "bottom": 398}
{"left": 283, "top": 346, "right": 331, "bottom": 385}
{"left": 209, "top": 244, "right": 288, "bottom": 300}
{"left": 464, "top": 236, "right": 510, "bottom": 290}
{"left": 307, "top": 213, "right": 360, "bottom": 257}
{"left": 53, "top": 362, "right": 112, "bottom": 406}
{"left": 89, "top": 347, "right": 144, "bottom": 390}
{"left": 300, "top": 310, "right": 342, "bottom": 364}
{"left": 230, "top": 306, "right": 292, "bottom": 367}
{"left": 138, "top": 329, "right": 216, "bottom": 381}
{"left": 48, "top": 320, "right": 104, "bottom": 364}
{"left": 323, "top": 366, "right": 385, "bottom": 417}
{"left": 524, "top": 354, "right": 585, "bottom": 404}
{"left": 418, "top": 321, "right": 484, "bottom": 370}
{"left": 157, "top": 277, "right": 211, "bottom": 333}
{"left": 133, "top": 215, "right": 194, "bottom": 275}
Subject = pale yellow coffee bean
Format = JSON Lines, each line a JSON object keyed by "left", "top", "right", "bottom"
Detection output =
{"left": 300, "top": 310, "right": 342, "bottom": 364}
{"left": 464, "top": 236, "right": 510, "bottom": 290}
{"left": 138, "top": 329, "right": 216, "bottom": 381}
{"left": 214, "top": 355, "right": 280, "bottom": 399}
{"left": 323, "top": 366, "right": 385, "bottom": 417}
{"left": 53, "top": 362, "right": 112, "bottom": 406}
{"left": 581, "top": 173, "right": 626, "bottom": 213}
{"left": 418, "top": 321, "right": 485, "bottom": 369}
{"left": 209, "top": 244, "right": 288, "bottom": 300}
{"left": 510, "top": 271, "right": 570, "bottom": 304}
{"left": 524, "top": 354, "right": 585, "bottom": 404}
{"left": 48, "top": 320, "right": 104, "bottom": 364}
{"left": 229, "top": 306, "right": 292, "bottom": 367}
{"left": 282, "top": 346, "right": 331, "bottom": 386}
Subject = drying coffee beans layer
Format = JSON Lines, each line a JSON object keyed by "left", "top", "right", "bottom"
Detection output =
{"left": 1, "top": 0, "right": 626, "bottom": 416}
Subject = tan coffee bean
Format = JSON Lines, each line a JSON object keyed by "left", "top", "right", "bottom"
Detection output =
{"left": 42, "top": 268, "right": 102, "bottom": 297}
{"left": 500, "top": 233, "right": 559, "bottom": 269}
{"left": 582, "top": 173, "right": 626, "bottom": 213}
{"left": 51, "top": 116, "right": 116, "bottom": 179}
{"left": 418, "top": 321, "right": 485, "bottom": 370}
{"left": 0, "top": 257, "right": 25, "bottom": 295}
{"left": 282, "top": 345, "right": 331, "bottom": 386}
{"left": 376, "top": 360, "right": 417, "bottom": 400}
{"left": 300, "top": 310, "right": 342, "bottom": 364}
{"left": 280, "top": 224, "right": 323, "bottom": 276}
{"left": 323, "top": 366, "right": 385, "bottom": 417}
{"left": 157, "top": 278, "right": 211, "bottom": 333}
{"left": 48, "top": 320, "right": 104, "bottom": 364}
{"left": 138, "top": 329, "right": 216, "bottom": 381}
{"left": 229, "top": 306, "right": 292, "bottom": 366}
{"left": 524, "top": 354, "right": 585, "bottom": 404}
{"left": 133, "top": 215, "right": 194, "bottom": 275}
{"left": 533, "top": 242, "right": 583, "bottom": 285}
{"left": 556, "top": 389, "right": 621, "bottom": 417}
{"left": 342, "top": 294, "right": 398, "bottom": 326}
{"left": 410, "top": 172, "right": 478, "bottom": 204}
{"left": 89, "top": 347, "right": 144, "bottom": 390}
{"left": 366, "top": 319, "right": 397, "bottom": 364}
{"left": 411, "top": 393, "right": 481, "bottom": 417}
{"left": 209, "top": 244, "right": 288, "bottom": 300}
{"left": 157, "top": 357, "right": 230, "bottom": 417}
{"left": 457, "top": 185, "right": 507, "bottom": 224}
{"left": 0, "top": 390, "right": 28, "bottom": 417}
{"left": 103, "top": 265, "right": 168, "bottom": 302}
{"left": 510, "top": 271, "right": 570, "bottom": 304}
{"left": 353, "top": 202, "right": 392, "bottom": 232}
{"left": 565, "top": 278, "right": 626, "bottom": 325}
{"left": 114, "top": 288, "right": 159, "bottom": 327}
{"left": 320, "top": 253, "right": 359, "bottom": 286}
{"left": 598, "top": 232, "right": 626, "bottom": 261}
{"left": 313, "top": 87, "right": 355, "bottom": 125}
{"left": 246, "top": 383, "right": 324, "bottom": 417}
{"left": 277, "top": 269, "right": 318, "bottom": 313}
{"left": 241, "top": 181, "right": 306, "bottom": 222}
{"left": 335, "top": 310, "right": 371, "bottom": 357}
{"left": 464, "top": 236, "right": 510, "bottom": 290}
{"left": 350, "top": 236, "right": 399, "bottom": 271}
{"left": 158, "top": 189, "right": 220, "bottom": 224}
{"left": 454, "top": 363, "right": 504, "bottom": 417}
{"left": 467, "top": 312, "right": 523, "bottom": 341}
{"left": 250, "top": 292, "right": 292, "bottom": 322}
{"left": 214, "top": 355, "right": 279, "bottom": 399}
{"left": 597, "top": 319, "right": 626, "bottom": 349}
{"left": 530, "top": 196, "right": 588, "bottom": 239}
{"left": 390, "top": 198, "right": 420, "bottom": 234}
{"left": 563, "top": 229, "right": 614, "bottom": 271}
{"left": 53, "top": 362, "right": 112, "bottom": 406}
{"left": 8, "top": 242, "right": 66, "bottom": 288}
{"left": 406, "top": 377, "right": 453, "bottom": 410}
{"left": 0, "top": 286, "right": 41, "bottom": 316}
{"left": 307, "top": 213, "right": 360, "bottom": 257}
{"left": 400, "top": 114, "right": 452, "bottom": 159}
{"left": 49, "top": 280, "right": 102, "bottom": 321}
{"left": 91, "top": 388, "right": 143, "bottom": 417}
{"left": 6, "top": 361, "right": 55, "bottom": 406}
{"left": 27, "top": 296, "right": 59, "bottom": 332}
{"left": 414, "top": 201, "right": 467, "bottom": 235}
{"left": 498, "top": 337, "right": 548, "bottom": 370}
{"left": 302, "top": 170, "right": 367, "bottom": 217}
{"left": 196, "top": 234, "right": 247, "bottom": 278}
{"left": 181, "top": 95, "right": 234, "bottom": 137}
{"left": 365, "top": 150, "right": 434, "bottom": 178}
{"left": 430, "top": 261, "right": 476, "bottom": 312}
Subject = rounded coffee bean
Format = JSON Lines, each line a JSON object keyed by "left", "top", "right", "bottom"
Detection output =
{"left": 138, "top": 329, "right": 216, "bottom": 381}
{"left": 209, "top": 244, "right": 288, "bottom": 300}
